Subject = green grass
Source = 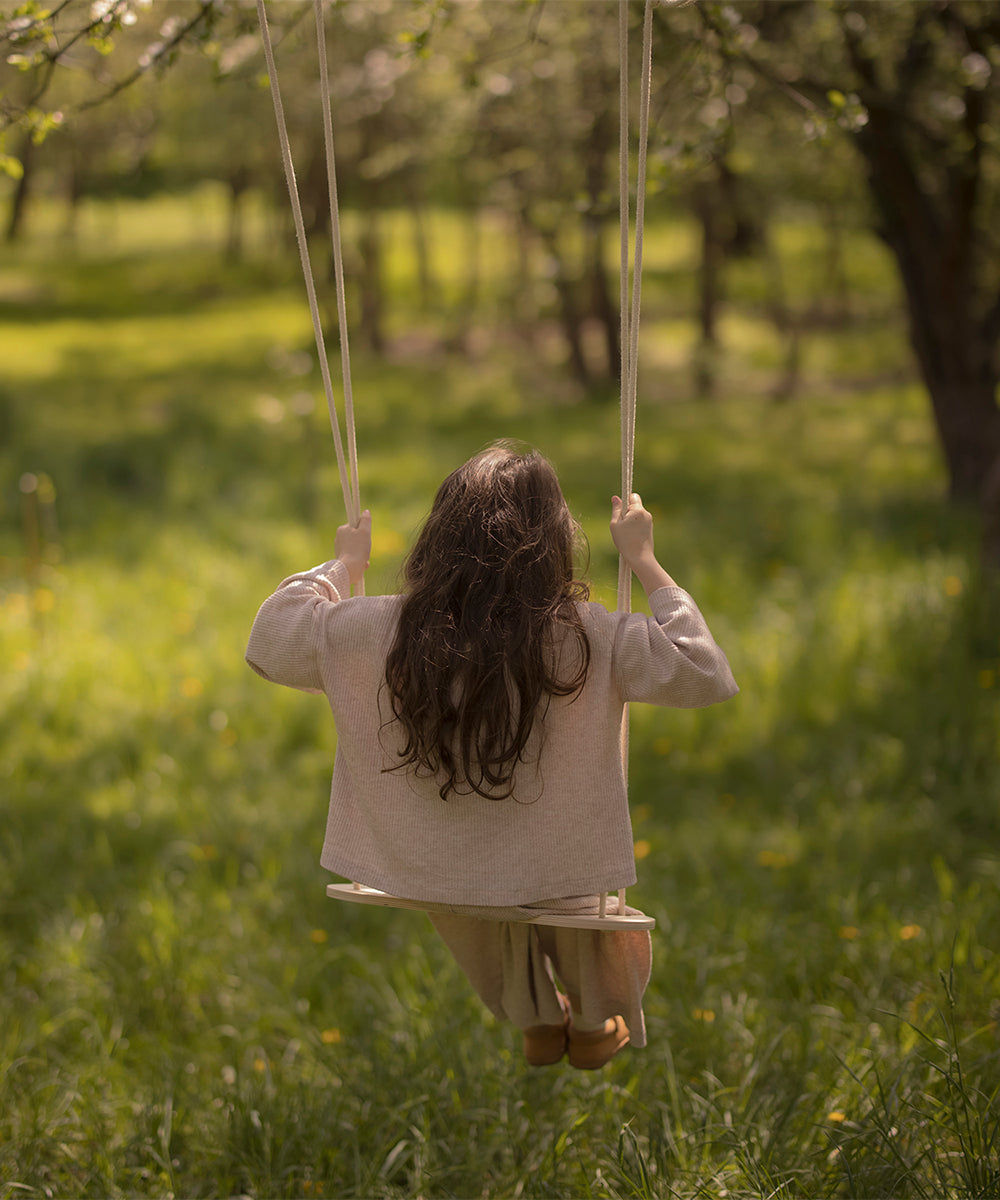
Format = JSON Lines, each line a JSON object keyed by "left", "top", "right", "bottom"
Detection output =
{"left": 1, "top": 193, "right": 998, "bottom": 1198}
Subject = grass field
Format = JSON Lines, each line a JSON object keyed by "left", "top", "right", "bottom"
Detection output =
{"left": 1, "top": 192, "right": 998, "bottom": 1198}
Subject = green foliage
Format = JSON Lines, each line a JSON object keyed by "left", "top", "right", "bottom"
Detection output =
{"left": 1, "top": 195, "right": 998, "bottom": 1198}
{"left": 0, "top": 150, "right": 23, "bottom": 179}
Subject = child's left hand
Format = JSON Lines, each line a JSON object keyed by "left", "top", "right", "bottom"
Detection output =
{"left": 335, "top": 510, "right": 372, "bottom": 585}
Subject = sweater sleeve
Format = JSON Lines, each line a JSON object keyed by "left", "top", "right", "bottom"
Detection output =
{"left": 614, "top": 586, "right": 738, "bottom": 707}
{"left": 245, "top": 559, "right": 352, "bottom": 692}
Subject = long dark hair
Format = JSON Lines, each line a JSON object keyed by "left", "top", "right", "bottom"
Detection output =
{"left": 383, "top": 445, "right": 591, "bottom": 800}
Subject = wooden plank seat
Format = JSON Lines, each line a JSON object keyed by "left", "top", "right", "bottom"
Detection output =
{"left": 327, "top": 882, "right": 655, "bottom": 930}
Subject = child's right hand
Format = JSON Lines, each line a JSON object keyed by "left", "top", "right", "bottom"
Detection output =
{"left": 610, "top": 493, "right": 655, "bottom": 567}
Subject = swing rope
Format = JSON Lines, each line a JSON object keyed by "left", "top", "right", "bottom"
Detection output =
{"left": 256, "top": 0, "right": 361, "bottom": 533}
{"left": 617, "top": 0, "right": 653, "bottom": 619}
{"left": 311, "top": 0, "right": 361, "bottom": 527}
{"left": 618, "top": 0, "right": 632, "bottom": 552}
{"left": 604, "top": 0, "right": 653, "bottom": 921}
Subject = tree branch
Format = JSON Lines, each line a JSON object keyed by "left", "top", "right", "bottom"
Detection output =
{"left": 1, "top": 0, "right": 214, "bottom": 136}
{"left": 0, "top": 0, "right": 75, "bottom": 48}
{"left": 695, "top": 3, "right": 830, "bottom": 114}
{"left": 73, "top": 1, "right": 218, "bottom": 116}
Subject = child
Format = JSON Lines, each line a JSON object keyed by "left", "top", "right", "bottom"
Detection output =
{"left": 247, "top": 444, "right": 737, "bottom": 1068}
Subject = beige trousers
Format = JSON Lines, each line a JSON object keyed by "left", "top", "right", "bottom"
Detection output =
{"left": 428, "top": 895, "right": 652, "bottom": 1047}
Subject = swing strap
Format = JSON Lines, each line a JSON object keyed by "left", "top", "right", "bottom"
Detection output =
{"left": 256, "top": 0, "right": 361, "bottom": 530}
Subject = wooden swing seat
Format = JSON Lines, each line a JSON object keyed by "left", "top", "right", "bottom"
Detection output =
{"left": 327, "top": 883, "right": 655, "bottom": 930}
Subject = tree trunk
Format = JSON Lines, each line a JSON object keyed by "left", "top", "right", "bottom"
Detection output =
{"left": 448, "top": 204, "right": 481, "bottom": 354}
{"left": 508, "top": 207, "right": 535, "bottom": 336}
{"left": 580, "top": 66, "right": 620, "bottom": 386}
{"left": 763, "top": 233, "right": 801, "bottom": 403}
{"left": 982, "top": 452, "right": 1000, "bottom": 567}
{"left": 358, "top": 205, "right": 385, "bottom": 355}
{"left": 899, "top": 295, "right": 999, "bottom": 507}
{"left": 62, "top": 155, "right": 85, "bottom": 245}
{"left": 406, "top": 170, "right": 435, "bottom": 312}
{"left": 855, "top": 103, "right": 1000, "bottom": 504}
{"left": 585, "top": 214, "right": 620, "bottom": 385}
{"left": 816, "top": 199, "right": 852, "bottom": 325}
{"left": 5, "top": 134, "right": 35, "bottom": 243}
{"left": 537, "top": 222, "right": 591, "bottom": 390}
{"left": 693, "top": 180, "right": 725, "bottom": 400}
{"left": 300, "top": 141, "right": 330, "bottom": 241}
{"left": 916, "top": 351, "right": 1000, "bottom": 504}
{"left": 225, "top": 169, "right": 251, "bottom": 263}
{"left": 717, "top": 157, "right": 763, "bottom": 258}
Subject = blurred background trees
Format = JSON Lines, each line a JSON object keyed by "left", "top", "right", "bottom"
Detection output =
{"left": 3, "top": 0, "right": 1000, "bottom": 553}
{"left": 709, "top": 0, "right": 1000, "bottom": 545}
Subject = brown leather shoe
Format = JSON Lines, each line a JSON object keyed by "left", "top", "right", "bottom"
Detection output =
{"left": 523, "top": 1021, "right": 569, "bottom": 1066}
{"left": 523, "top": 995, "right": 571, "bottom": 1066}
{"left": 567, "top": 1016, "right": 630, "bottom": 1069}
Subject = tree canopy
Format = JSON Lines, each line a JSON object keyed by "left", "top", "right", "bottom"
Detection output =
{"left": 3, "top": 0, "right": 1000, "bottom": 551}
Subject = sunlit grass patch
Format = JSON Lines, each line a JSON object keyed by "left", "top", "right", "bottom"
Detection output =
{"left": 10, "top": 185, "right": 277, "bottom": 260}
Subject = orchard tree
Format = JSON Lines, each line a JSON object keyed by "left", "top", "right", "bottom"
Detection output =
{"left": 149, "top": 25, "right": 279, "bottom": 260}
{"left": 647, "top": 1, "right": 872, "bottom": 400}
{"left": 1, "top": 0, "right": 226, "bottom": 238}
{"left": 459, "top": 0, "right": 642, "bottom": 389}
{"left": 703, "top": 0, "right": 1000, "bottom": 547}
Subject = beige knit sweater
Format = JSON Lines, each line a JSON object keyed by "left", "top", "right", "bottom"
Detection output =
{"left": 246, "top": 559, "right": 738, "bottom": 906}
